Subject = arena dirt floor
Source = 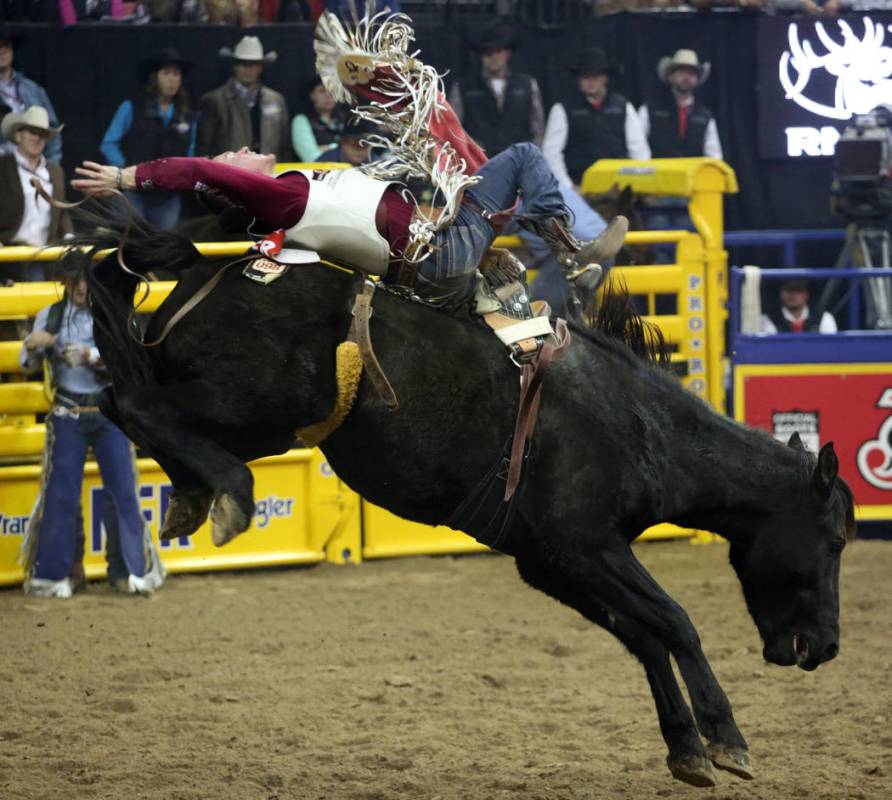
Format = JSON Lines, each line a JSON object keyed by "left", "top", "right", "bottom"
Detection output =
{"left": 1, "top": 538, "right": 890, "bottom": 800}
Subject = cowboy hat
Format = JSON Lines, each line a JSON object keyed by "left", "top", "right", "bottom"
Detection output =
{"left": 568, "top": 48, "right": 619, "bottom": 77}
{"left": 139, "top": 47, "right": 193, "bottom": 80}
{"left": 469, "top": 19, "right": 520, "bottom": 52}
{"left": 340, "top": 115, "right": 378, "bottom": 140}
{"left": 0, "top": 105, "right": 63, "bottom": 141}
{"left": 219, "top": 36, "right": 277, "bottom": 64}
{"left": 657, "top": 49, "right": 710, "bottom": 84}
{"left": 0, "top": 29, "right": 22, "bottom": 49}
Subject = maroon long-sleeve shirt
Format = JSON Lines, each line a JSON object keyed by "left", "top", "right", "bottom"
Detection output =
{"left": 134, "top": 158, "right": 414, "bottom": 257}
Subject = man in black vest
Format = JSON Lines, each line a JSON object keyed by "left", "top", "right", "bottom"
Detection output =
{"left": 447, "top": 20, "right": 544, "bottom": 157}
{"left": 543, "top": 47, "right": 650, "bottom": 190}
{"left": 760, "top": 279, "right": 838, "bottom": 334}
{"left": 638, "top": 49, "right": 722, "bottom": 160}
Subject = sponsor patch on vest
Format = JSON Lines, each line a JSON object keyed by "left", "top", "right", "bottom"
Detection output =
{"left": 243, "top": 258, "right": 289, "bottom": 285}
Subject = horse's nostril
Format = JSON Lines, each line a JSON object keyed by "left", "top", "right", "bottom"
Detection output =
{"left": 822, "top": 642, "right": 839, "bottom": 662}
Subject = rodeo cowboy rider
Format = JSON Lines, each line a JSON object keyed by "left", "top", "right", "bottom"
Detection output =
{"left": 20, "top": 260, "right": 165, "bottom": 598}
{"left": 72, "top": 11, "right": 626, "bottom": 362}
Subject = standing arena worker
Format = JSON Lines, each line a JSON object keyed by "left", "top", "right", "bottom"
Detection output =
{"left": 447, "top": 19, "right": 545, "bottom": 157}
{"left": 100, "top": 47, "right": 196, "bottom": 231}
{"left": 0, "top": 30, "right": 63, "bottom": 163}
{"left": 638, "top": 49, "right": 722, "bottom": 160}
{"left": 543, "top": 47, "right": 650, "bottom": 190}
{"left": 637, "top": 49, "right": 721, "bottom": 235}
{"left": 196, "top": 35, "right": 291, "bottom": 161}
{"left": 19, "top": 260, "right": 166, "bottom": 598}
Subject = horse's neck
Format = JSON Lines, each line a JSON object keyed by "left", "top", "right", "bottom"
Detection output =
{"left": 656, "top": 407, "right": 808, "bottom": 543}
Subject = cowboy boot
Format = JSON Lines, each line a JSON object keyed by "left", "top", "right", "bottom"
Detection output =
{"left": 534, "top": 215, "right": 629, "bottom": 292}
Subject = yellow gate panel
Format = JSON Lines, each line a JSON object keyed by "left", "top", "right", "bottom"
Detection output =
{"left": 0, "top": 448, "right": 344, "bottom": 587}
{"left": 361, "top": 503, "right": 490, "bottom": 560}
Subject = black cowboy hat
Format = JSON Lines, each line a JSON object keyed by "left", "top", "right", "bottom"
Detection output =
{"left": 469, "top": 19, "right": 520, "bottom": 52}
{"left": 341, "top": 115, "right": 379, "bottom": 140}
{"left": 0, "top": 29, "right": 22, "bottom": 49}
{"left": 568, "top": 47, "right": 619, "bottom": 77}
{"left": 139, "top": 47, "right": 193, "bottom": 81}
{"left": 780, "top": 278, "right": 810, "bottom": 291}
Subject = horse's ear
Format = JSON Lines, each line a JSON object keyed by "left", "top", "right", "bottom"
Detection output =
{"left": 619, "top": 185, "right": 633, "bottom": 204}
{"left": 814, "top": 442, "right": 839, "bottom": 495}
{"left": 787, "top": 431, "right": 806, "bottom": 451}
{"left": 608, "top": 182, "right": 620, "bottom": 199}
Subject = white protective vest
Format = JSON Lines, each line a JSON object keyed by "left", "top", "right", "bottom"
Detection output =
{"left": 282, "top": 169, "right": 394, "bottom": 275}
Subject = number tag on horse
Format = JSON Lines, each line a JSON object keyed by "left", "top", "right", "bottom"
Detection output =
{"left": 243, "top": 258, "right": 290, "bottom": 285}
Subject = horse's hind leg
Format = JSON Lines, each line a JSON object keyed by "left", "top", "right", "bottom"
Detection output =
{"left": 101, "top": 389, "right": 214, "bottom": 540}
{"left": 515, "top": 549, "right": 718, "bottom": 788}
{"left": 114, "top": 386, "right": 254, "bottom": 546}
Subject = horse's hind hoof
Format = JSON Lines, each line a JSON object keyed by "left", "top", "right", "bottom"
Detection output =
{"left": 706, "top": 743, "right": 755, "bottom": 780}
{"left": 210, "top": 493, "right": 251, "bottom": 546}
{"left": 668, "top": 756, "right": 717, "bottom": 788}
{"left": 160, "top": 490, "right": 212, "bottom": 540}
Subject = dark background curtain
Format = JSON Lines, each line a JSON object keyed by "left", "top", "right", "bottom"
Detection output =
{"left": 3, "top": 13, "right": 846, "bottom": 238}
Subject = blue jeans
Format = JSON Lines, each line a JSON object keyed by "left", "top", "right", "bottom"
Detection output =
{"left": 127, "top": 192, "right": 182, "bottom": 231}
{"left": 29, "top": 409, "right": 148, "bottom": 581}
{"left": 422, "top": 143, "right": 567, "bottom": 284}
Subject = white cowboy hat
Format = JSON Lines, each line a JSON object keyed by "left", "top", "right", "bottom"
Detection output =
{"left": 1, "top": 105, "right": 63, "bottom": 141}
{"left": 219, "top": 35, "right": 277, "bottom": 64}
{"left": 657, "top": 49, "right": 710, "bottom": 84}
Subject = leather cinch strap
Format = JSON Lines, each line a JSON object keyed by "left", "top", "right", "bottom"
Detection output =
{"left": 349, "top": 281, "right": 399, "bottom": 412}
{"left": 504, "top": 318, "right": 570, "bottom": 501}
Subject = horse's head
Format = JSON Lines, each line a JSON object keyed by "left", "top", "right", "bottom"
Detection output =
{"left": 728, "top": 435, "right": 856, "bottom": 672}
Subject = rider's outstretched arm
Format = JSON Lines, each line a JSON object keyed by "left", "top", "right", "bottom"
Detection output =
{"left": 73, "top": 158, "right": 309, "bottom": 229}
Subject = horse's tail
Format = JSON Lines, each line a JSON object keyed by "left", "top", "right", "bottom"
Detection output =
{"left": 67, "top": 199, "right": 200, "bottom": 387}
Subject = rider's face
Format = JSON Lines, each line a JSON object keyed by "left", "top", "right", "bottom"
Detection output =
{"left": 213, "top": 147, "right": 276, "bottom": 175}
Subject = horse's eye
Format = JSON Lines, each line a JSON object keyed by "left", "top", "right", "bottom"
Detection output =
{"left": 829, "top": 539, "right": 846, "bottom": 556}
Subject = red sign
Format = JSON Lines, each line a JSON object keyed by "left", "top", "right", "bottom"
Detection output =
{"left": 740, "top": 370, "right": 892, "bottom": 508}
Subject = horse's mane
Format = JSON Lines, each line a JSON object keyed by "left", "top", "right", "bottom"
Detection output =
{"left": 570, "top": 280, "right": 672, "bottom": 372}
{"left": 68, "top": 197, "right": 200, "bottom": 276}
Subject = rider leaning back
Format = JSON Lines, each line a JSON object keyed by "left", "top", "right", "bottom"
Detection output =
{"left": 72, "top": 142, "right": 624, "bottom": 310}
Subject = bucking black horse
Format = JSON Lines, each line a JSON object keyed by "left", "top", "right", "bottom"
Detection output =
{"left": 72, "top": 209, "right": 855, "bottom": 788}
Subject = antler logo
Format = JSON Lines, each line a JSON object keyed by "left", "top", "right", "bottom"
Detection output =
{"left": 779, "top": 18, "right": 892, "bottom": 121}
{"left": 857, "top": 388, "right": 892, "bottom": 491}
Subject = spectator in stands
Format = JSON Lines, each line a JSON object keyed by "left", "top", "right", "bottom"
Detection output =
{"left": 760, "top": 278, "right": 838, "bottom": 334}
{"left": 767, "top": 0, "right": 841, "bottom": 12}
{"left": 317, "top": 116, "right": 377, "bottom": 165}
{"left": 58, "top": 0, "right": 148, "bottom": 25}
{"left": 197, "top": 36, "right": 291, "bottom": 161}
{"left": 19, "top": 258, "right": 165, "bottom": 598}
{"left": 447, "top": 19, "right": 544, "bottom": 157}
{"left": 145, "top": 0, "right": 208, "bottom": 21}
{"left": 639, "top": 49, "right": 722, "bottom": 160}
{"left": 100, "top": 48, "right": 196, "bottom": 230}
{"left": 0, "top": 107, "right": 72, "bottom": 280}
{"left": 291, "top": 77, "right": 347, "bottom": 162}
{"left": 543, "top": 47, "right": 650, "bottom": 190}
{"left": 0, "top": 31, "right": 62, "bottom": 163}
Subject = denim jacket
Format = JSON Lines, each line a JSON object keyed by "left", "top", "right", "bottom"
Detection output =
{"left": 0, "top": 72, "right": 63, "bottom": 163}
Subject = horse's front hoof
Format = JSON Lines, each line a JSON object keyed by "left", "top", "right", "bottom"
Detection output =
{"left": 668, "top": 755, "right": 717, "bottom": 788}
{"left": 707, "top": 743, "right": 755, "bottom": 780}
{"left": 210, "top": 493, "right": 251, "bottom": 546}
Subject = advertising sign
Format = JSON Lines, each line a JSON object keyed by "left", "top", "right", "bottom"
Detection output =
{"left": 758, "top": 14, "right": 892, "bottom": 158}
{"left": 735, "top": 364, "right": 892, "bottom": 516}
